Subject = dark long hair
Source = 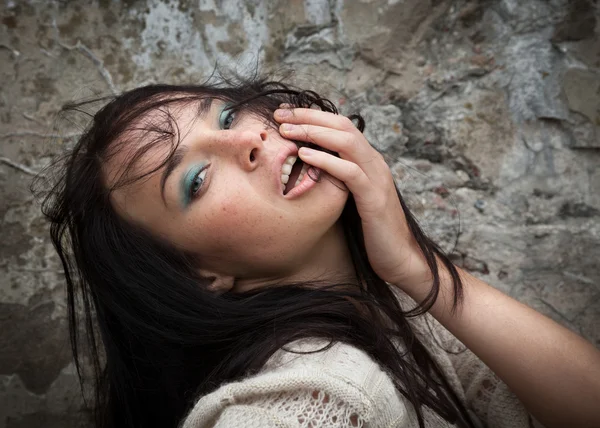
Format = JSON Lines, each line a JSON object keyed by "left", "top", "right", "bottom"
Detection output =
{"left": 34, "top": 72, "right": 477, "bottom": 428}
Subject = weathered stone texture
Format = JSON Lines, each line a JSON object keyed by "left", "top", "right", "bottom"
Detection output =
{"left": 1, "top": 0, "right": 599, "bottom": 426}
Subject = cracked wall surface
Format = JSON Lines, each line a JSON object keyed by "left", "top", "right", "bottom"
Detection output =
{"left": 1, "top": 0, "right": 599, "bottom": 426}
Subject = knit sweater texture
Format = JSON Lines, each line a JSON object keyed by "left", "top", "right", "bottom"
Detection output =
{"left": 181, "top": 289, "right": 548, "bottom": 428}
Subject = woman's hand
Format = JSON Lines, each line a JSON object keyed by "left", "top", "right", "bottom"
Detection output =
{"left": 274, "top": 107, "right": 424, "bottom": 286}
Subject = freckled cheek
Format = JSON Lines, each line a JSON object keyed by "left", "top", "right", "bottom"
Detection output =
{"left": 207, "top": 197, "right": 283, "bottom": 248}
{"left": 197, "top": 198, "right": 256, "bottom": 245}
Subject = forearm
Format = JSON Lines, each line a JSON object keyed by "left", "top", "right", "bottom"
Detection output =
{"left": 396, "top": 253, "right": 600, "bottom": 428}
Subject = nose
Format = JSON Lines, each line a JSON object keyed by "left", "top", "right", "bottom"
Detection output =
{"left": 210, "top": 129, "right": 267, "bottom": 171}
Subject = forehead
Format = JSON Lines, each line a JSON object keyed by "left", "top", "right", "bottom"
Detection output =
{"left": 101, "top": 96, "right": 215, "bottom": 191}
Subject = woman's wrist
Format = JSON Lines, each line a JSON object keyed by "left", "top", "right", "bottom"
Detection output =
{"left": 390, "top": 242, "right": 449, "bottom": 294}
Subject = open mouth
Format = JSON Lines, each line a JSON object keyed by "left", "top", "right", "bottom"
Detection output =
{"left": 282, "top": 157, "right": 308, "bottom": 195}
{"left": 280, "top": 143, "right": 332, "bottom": 195}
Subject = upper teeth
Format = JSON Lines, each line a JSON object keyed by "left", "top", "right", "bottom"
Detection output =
{"left": 281, "top": 155, "right": 309, "bottom": 192}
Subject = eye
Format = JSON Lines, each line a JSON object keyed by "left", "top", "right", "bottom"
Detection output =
{"left": 190, "top": 168, "right": 208, "bottom": 198}
{"left": 219, "top": 105, "right": 236, "bottom": 130}
{"left": 181, "top": 164, "right": 210, "bottom": 209}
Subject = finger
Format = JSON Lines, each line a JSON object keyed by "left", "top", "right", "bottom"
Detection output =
{"left": 298, "top": 147, "right": 377, "bottom": 207}
{"left": 280, "top": 123, "right": 382, "bottom": 177}
{"left": 278, "top": 103, "right": 321, "bottom": 110}
{"left": 274, "top": 107, "right": 358, "bottom": 133}
{"left": 280, "top": 123, "right": 349, "bottom": 154}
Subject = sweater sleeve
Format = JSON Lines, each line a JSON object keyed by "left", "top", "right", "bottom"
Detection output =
{"left": 202, "top": 384, "right": 366, "bottom": 427}
{"left": 210, "top": 404, "right": 289, "bottom": 428}
{"left": 411, "top": 306, "right": 547, "bottom": 428}
{"left": 391, "top": 286, "right": 547, "bottom": 428}
{"left": 181, "top": 339, "right": 410, "bottom": 428}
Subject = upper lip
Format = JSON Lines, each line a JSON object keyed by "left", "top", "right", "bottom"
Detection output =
{"left": 273, "top": 145, "right": 299, "bottom": 193}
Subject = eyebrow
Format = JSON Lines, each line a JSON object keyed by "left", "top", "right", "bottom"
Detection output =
{"left": 159, "top": 97, "right": 215, "bottom": 205}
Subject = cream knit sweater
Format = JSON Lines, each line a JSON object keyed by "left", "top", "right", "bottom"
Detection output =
{"left": 181, "top": 289, "right": 547, "bottom": 428}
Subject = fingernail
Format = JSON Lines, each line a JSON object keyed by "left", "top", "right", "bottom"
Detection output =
{"left": 275, "top": 108, "right": 292, "bottom": 118}
{"left": 299, "top": 147, "right": 313, "bottom": 156}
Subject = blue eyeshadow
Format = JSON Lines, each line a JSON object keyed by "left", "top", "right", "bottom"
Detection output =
{"left": 180, "top": 162, "right": 207, "bottom": 209}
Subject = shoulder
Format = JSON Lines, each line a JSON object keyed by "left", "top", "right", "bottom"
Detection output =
{"left": 181, "top": 339, "right": 409, "bottom": 428}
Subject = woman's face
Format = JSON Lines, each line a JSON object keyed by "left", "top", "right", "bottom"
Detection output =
{"left": 104, "top": 98, "right": 351, "bottom": 292}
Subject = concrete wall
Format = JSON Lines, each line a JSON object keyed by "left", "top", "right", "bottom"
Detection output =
{"left": 1, "top": 0, "right": 599, "bottom": 426}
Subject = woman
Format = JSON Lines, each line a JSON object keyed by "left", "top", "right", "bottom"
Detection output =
{"left": 37, "top": 75, "right": 600, "bottom": 428}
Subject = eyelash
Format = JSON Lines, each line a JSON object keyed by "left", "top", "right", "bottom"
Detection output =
{"left": 188, "top": 106, "right": 237, "bottom": 201}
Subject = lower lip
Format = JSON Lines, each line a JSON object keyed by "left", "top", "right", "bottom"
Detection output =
{"left": 283, "top": 167, "right": 321, "bottom": 199}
